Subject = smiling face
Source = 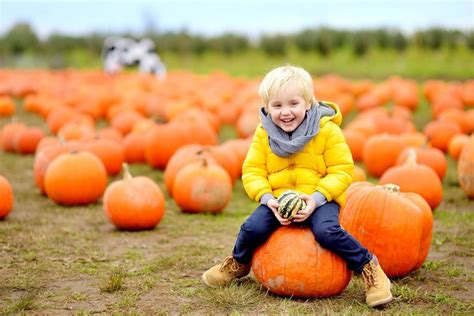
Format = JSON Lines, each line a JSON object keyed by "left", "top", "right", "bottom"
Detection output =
{"left": 266, "top": 83, "right": 312, "bottom": 133}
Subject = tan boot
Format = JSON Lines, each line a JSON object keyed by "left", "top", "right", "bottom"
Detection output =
{"left": 361, "top": 256, "right": 393, "bottom": 307}
{"left": 202, "top": 256, "right": 250, "bottom": 287}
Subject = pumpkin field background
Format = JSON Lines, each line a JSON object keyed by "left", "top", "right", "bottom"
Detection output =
{"left": 0, "top": 67, "right": 473, "bottom": 314}
{"left": 1, "top": 10, "right": 474, "bottom": 314}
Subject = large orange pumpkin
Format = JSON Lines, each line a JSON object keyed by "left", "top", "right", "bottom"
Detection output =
{"left": 252, "top": 226, "right": 351, "bottom": 298}
{"left": 172, "top": 158, "right": 232, "bottom": 213}
{"left": 103, "top": 164, "right": 165, "bottom": 230}
{"left": 0, "top": 175, "right": 13, "bottom": 219}
{"left": 457, "top": 135, "right": 474, "bottom": 198}
{"left": 340, "top": 182, "right": 433, "bottom": 278}
{"left": 44, "top": 151, "right": 108, "bottom": 205}
{"left": 380, "top": 149, "right": 443, "bottom": 210}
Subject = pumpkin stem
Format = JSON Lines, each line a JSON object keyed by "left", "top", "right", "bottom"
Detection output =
{"left": 200, "top": 157, "right": 209, "bottom": 168}
{"left": 196, "top": 147, "right": 209, "bottom": 156}
{"left": 405, "top": 148, "right": 418, "bottom": 166}
{"left": 377, "top": 184, "right": 401, "bottom": 193}
{"left": 122, "top": 163, "right": 133, "bottom": 180}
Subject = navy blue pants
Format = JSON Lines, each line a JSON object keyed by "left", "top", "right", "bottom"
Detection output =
{"left": 232, "top": 201, "right": 372, "bottom": 273}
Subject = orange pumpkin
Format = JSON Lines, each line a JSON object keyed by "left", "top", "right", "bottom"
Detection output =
{"left": 145, "top": 123, "right": 190, "bottom": 169}
{"left": 380, "top": 149, "right": 443, "bottom": 210}
{"left": 1, "top": 122, "right": 27, "bottom": 152}
{"left": 423, "top": 120, "right": 462, "bottom": 152}
{"left": 362, "top": 134, "right": 407, "bottom": 178}
{"left": 44, "top": 151, "right": 107, "bottom": 205}
{"left": 0, "top": 175, "right": 13, "bottom": 219}
{"left": 58, "top": 122, "right": 96, "bottom": 141}
{"left": 448, "top": 134, "right": 470, "bottom": 161}
{"left": 103, "top": 164, "right": 165, "bottom": 230}
{"left": 457, "top": 135, "right": 474, "bottom": 198}
{"left": 219, "top": 138, "right": 251, "bottom": 175}
{"left": 343, "top": 129, "right": 365, "bottom": 162}
{"left": 202, "top": 145, "right": 240, "bottom": 183}
{"left": 110, "top": 110, "right": 146, "bottom": 135}
{"left": 0, "top": 96, "right": 15, "bottom": 117}
{"left": 123, "top": 131, "right": 148, "bottom": 163}
{"left": 164, "top": 145, "right": 212, "bottom": 196}
{"left": 13, "top": 126, "right": 45, "bottom": 154}
{"left": 33, "top": 138, "right": 83, "bottom": 194}
{"left": 97, "top": 127, "right": 124, "bottom": 143}
{"left": 236, "top": 109, "right": 260, "bottom": 139}
{"left": 84, "top": 138, "right": 124, "bottom": 176}
{"left": 252, "top": 226, "right": 351, "bottom": 298}
{"left": 340, "top": 182, "right": 433, "bottom": 278}
{"left": 396, "top": 147, "right": 447, "bottom": 180}
{"left": 172, "top": 158, "right": 232, "bottom": 213}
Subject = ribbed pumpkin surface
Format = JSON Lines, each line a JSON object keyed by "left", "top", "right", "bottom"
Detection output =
{"left": 340, "top": 182, "right": 433, "bottom": 278}
{"left": 252, "top": 226, "right": 351, "bottom": 298}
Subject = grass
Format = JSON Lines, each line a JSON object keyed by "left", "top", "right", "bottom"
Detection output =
{"left": 6, "top": 46, "right": 474, "bottom": 80}
{"left": 0, "top": 80, "right": 473, "bottom": 314}
{"left": 2, "top": 292, "right": 39, "bottom": 314}
{"left": 100, "top": 268, "right": 127, "bottom": 293}
{"left": 161, "top": 46, "right": 474, "bottom": 80}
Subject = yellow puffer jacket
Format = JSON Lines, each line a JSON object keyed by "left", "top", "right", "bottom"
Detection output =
{"left": 242, "top": 101, "right": 354, "bottom": 206}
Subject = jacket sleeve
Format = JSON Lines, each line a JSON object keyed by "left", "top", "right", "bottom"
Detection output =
{"left": 316, "top": 123, "right": 354, "bottom": 202}
{"left": 242, "top": 127, "right": 273, "bottom": 202}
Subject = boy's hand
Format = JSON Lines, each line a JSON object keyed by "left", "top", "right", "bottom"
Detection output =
{"left": 292, "top": 194, "right": 317, "bottom": 223}
{"left": 267, "top": 198, "right": 292, "bottom": 226}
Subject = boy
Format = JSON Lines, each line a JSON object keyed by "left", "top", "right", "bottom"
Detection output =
{"left": 202, "top": 65, "right": 392, "bottom": 307}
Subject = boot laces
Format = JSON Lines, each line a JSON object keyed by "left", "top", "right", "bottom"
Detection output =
{"left": 219, "top": 256, "right": 241, "bottom": 273}
{"left": 362, "top": 261, "right": 379, "bottom": 291}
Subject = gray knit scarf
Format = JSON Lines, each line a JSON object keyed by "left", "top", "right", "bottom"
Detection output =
{"left": 260, "top": 102, "right": 336, "bottom": 157}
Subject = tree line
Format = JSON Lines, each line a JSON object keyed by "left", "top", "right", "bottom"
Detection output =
{"left": 1, "top": 22, "right": 473, "bottom": 62}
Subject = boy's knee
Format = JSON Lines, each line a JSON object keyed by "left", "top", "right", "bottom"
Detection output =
{"left": 241, "top": 221, "right": 272, "bottom": 239}
{"left": 314, "top": 224, "right": 343, "bottom": 247}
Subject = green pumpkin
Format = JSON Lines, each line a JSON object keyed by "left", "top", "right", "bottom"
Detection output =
{"left": 277, "top": 190, "right": 306, "bottom": 220}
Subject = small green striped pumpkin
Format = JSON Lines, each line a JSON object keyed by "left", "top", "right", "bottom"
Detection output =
{"left": 277, "top": 190, "right": 306, "bottom": 220}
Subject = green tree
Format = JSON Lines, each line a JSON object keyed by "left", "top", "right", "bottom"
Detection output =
{"left": 3, "top": 22, "right": 40, "bottom": 55}
{"left": 351, "top": 31, "right": 371, "bottom": 57}
{"left": 190, "top": 35, "right": 209, "bottom": 56}
{"left": 211, "top": 33, "right": 249, "bottom": 55}
{"left": 260, "top": 34, "right": 288, "bottom": 56}
{"left": 294, "top": 29, "right": 318, "bottom": 52}
{"left": 315, "top": 28, "right": 332, "bottom": 56}
{"left": 374, "top": 28, "right": 390, "bottom": 49}
{"left": 391, "top": 31, "right": 407, "bottom": 52}
{"left": 465, "top": 31, "right": 474, "bottom": 51}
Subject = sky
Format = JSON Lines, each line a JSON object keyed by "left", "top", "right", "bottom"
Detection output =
{"left": 0, "top": 0, "right": 473, "bottom": 39}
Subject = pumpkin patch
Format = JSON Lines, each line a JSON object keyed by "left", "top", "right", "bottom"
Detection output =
{"left": 0, "top": 68, "right": 472, "bottom": 312}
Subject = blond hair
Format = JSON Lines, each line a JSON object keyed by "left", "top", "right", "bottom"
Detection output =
{"left": 258, "top": 65, "right": 316, "bottom": 108}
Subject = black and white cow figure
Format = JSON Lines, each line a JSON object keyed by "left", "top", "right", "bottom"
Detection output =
{"left": 102, "top": 36, "right": 166, "bottom": 78}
